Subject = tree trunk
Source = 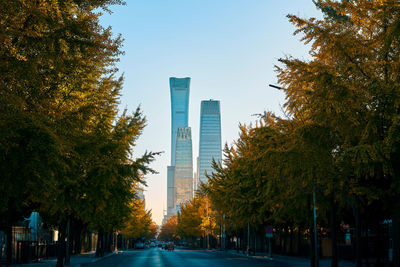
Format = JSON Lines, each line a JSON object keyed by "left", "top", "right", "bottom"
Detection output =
{"left": 253, "top": 227, "right": 256, "bottom": 256}
{"left": 290, "top": 225, "right": 294, "bottom": 255}
{"left": 105, "top": 233, "right": 110, "bottom": 253}
{"left": 297, "top": 226, "right": 302, "bottom": 256}
{"left": 330, "top": 194, "right": 338, "bottom": 267}
{"left": 236, "top": 230, "right": 239, "bottom": 253}
{"left": 65, "top": 217, "right": 70, "bottom": 265}
{"left": 309, "top": 197, "right": 315, "bottom": 267}
{"left": 310, "top": 225, "right": 315, "bottom": 267}
{"left": 353, "top": 199, "right": 362, "bottom": 267}
{"left": 74, "top": 226, "right": 82, "bottom": 255}
{"left": 393, "top": 193, "right": 400, "bottom": 267}
{"left": 243, "top": 228, "right": 246, "bottom": 254}
{"left": 95, "top": 231, "right": 103, "bottom": 257}
{"left": 6, "top": 223, "right": 12, "bottom": 264}
{"left": 56, "top": 229, "right": 65, "bottom": 267}
{"left": 283, "top": 225, "right": 288, "bottom": 254}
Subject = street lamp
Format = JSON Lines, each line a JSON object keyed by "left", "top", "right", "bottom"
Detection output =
{"left": 268, "top": 83, "right": 319, "bottom": 267}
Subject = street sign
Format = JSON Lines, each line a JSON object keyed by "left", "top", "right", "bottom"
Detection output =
{"left": 265, "top": 226, "right": 273, "bottom": 258}
{"left": 265, "top": 226, "right": 273, "bottom": 234}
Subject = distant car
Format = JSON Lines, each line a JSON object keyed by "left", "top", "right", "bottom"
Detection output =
{"left": 167, "top": 242, "right": 174, "bottom": 251}
{"left": 150, "top": 242, "right": 156, "bottom": 247}
{"left": 135, "top": 242, "right": 145, "bottom": 249}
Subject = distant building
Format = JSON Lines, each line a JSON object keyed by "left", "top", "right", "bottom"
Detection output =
{"left": 167, "top": 77, "right": 191, "bottom": 218}
{"left": 162, "top": 209, "right": 168, "bottom": 225}
{"left": 174, "top": 127, "right": 193, "bottom": 206}
{"left": 136, "top": 187, "right": 145, "bottom": 202}
{"left": 193, "top": 157, "right": 200, "bottom": 195}
{"left": 198, "top": 100, "right": 222, "bottom": 185}
{"left": 166, "top": 166, "right": 175, "bottom": 216}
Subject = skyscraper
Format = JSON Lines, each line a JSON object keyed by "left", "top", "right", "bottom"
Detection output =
{"left": 170, "top": 77, "right": 190, "bottom": 166}
{"left": 174, "top": 127, "right": 193, "bottom": 207}
{"left": 198, "top": 100, "right": 222, "bottom": 185}
{"left": 167, "top": 77, "right": 191, "bottom": 218}
{"left": 193, "top": 157, "right": 200, "bottom": 194}
{"left": 166, "top": 166, "right": 175, "bottom": 216}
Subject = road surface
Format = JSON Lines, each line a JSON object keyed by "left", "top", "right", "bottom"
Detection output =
{"left": 82, "top": 247, "right": 290, "bottom": 267}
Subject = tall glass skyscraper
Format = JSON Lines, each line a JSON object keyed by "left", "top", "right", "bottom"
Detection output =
{"left": 166, "top": 166, "right": 175, "bottom": 216}
{"left": 198, "top": 100, "right": 222, "bottom": 184}
{"left": 174, "top": 127, "right": 193, "bottom": 207}
{"left": 170, "top": 77, "right": 190, "bottom": 166}
{"left": 167, "top": 77, "right": 191, "bottom": 218}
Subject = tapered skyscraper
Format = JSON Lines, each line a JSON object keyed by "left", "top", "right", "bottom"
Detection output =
{"left": 198, "top": 100, "right": 222, "bottom": 185}
{"left": 170, "top": 77, "right": 190, "bottom": 166}
{"left": 167, "top": 77, "right": 191, "bottom": 218}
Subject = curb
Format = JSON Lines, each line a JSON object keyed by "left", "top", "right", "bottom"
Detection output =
{"left": 74, "top": 251, "right": 118, "bottom": 267}
{"left": 224, "top": 250, "right": 273, "bottom": 262}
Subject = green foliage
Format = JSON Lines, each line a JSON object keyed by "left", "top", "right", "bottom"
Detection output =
{"left": 203, "top": 0, "right": 400, "bottom": 248}
{"left": 176, "top": 195, "right": 219, "bottom": 240}
{"left": 159, "top": 216, "right": 178, "bottom": 241}
{"left": 0, "top": 0, "right": 158, "bottom": 236}
{"left": 122, "top": 199, "right": 157, "bottom": 240}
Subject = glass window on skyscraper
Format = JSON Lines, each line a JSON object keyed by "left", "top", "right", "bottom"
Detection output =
{"left": 198, "top": 100, "right": 222, "bottom": 186}
{"left": 167, "top": 77, "right": 190, "bottom": 218}
{"left": 175, "top": 127, "right": 193, "bottom": 205}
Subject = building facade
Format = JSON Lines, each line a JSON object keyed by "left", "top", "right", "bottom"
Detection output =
{"left": 167, "top": 77, "right": 191, "bottom": 218}
{"left": 174, "top": 127, "right": 193, "bottom": 206}
{"left": 169, "top": 77, "right": 190, "bottom": 166}
{"left": 136, "top": 186, "right": 145, "bottom": 202}
{"left": 193, "top": 157, "right": 200, "bottom": 195}
{"left": 198, "top": 100, "right": 222, "bottom": 185}
{"left": 166, "top": 166, "right": 175, "bottom": 216}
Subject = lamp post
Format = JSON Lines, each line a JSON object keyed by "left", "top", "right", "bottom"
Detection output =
{"left": 268, "top": 84, "right": 319, "bottom": 267}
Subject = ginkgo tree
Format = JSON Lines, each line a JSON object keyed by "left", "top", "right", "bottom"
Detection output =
{"left": 176, "top": 195, "right": 219, "bottom": 247}
{"left": 205, "top": 1, "right": 400, "bottom": 267}
{"left": 122, "top": 198, "right": 157, "bottom": 241}
{"left": 159, "top": 216, "right": 179, "bottom": 241}
{"left": 0, "top": 0, "right": 158, "bottom": 265}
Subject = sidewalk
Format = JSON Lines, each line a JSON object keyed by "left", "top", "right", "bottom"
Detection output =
{"left": 10, "top": 251, "right": 117, "bottom": 267}
{"left": 224, "top": 250, "right": 355, "bottom": 267}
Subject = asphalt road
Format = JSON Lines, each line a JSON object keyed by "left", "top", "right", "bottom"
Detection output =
{"left": 81, "top": 248, "right": 290, "bottom": 267}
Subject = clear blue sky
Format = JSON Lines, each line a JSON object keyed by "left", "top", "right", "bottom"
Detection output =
{"left": 99, "top": 0, "right": 322, "bottom": 225}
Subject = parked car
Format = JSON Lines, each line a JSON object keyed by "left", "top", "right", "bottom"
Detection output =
{"left": 150, "top": 242, "right": 156, "bottom": 247}
{"left": 135, "top": 242, "right": 145, "bottom": 249}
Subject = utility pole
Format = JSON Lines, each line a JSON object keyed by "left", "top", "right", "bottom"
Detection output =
{"left": 65, "top": 217, "right": 70, "bottom": 265}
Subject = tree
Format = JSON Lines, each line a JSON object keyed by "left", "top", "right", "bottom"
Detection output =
{"left": 159, "top": 216, "right": 178, "bottom": 241}
{"left": 276, "top": 1, "right": 400, "bottom": 265}
{"left": 0, "top": 0, "right": 160, "bottom": 265}
{"left": 122, "top": 198, "right": 154, "bottom": 240}
{"left": 177, "top": 195, "right": 218, "bottom": 243}
{"left": 145, "top": 222, "right": 159, "bottom": 241}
